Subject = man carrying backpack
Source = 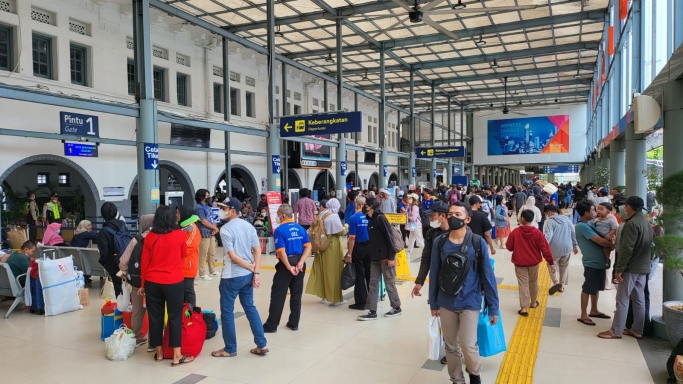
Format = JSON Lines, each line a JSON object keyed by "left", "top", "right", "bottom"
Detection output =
{"left": 429, "top": 202, "right": 500, "bottom": 384}
{"left": 98, "top": 202, "right": 131, "bottom": 298}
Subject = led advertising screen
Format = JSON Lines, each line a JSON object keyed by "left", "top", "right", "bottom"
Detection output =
{"left": 487, "top": 115, "right": 569, "bottom": 156}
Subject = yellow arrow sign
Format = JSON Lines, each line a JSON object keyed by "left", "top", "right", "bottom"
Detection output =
{"left": 421, "top": 150, "right": 426, "bottom": 155}
{"left": 284, "top": 123, "right": 292, "bottom": 132}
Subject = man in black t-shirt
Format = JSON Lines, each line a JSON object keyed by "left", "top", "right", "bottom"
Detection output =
{"left": 468, "top": 196, "right": 496, "bottom": 255}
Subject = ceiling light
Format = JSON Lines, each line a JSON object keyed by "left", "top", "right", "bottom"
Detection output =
{"left": 475, "top": 34, "right": 486, "bottom": 46}
{"left": 489, "top": 103, "right": 494, "bottom": 108}
{"left": 325, "top": 53, "right": 334, "bottom": 64}
{"left": 275, "top": 25, "right": 284, "bottom": 38}
{"left": 518, "top": 100, "right": 522, "bottom": 106}
{"left": 513, "top": 91, "right": 519, "bottom": 96}
{"left": 453, "top": 0, "right": 466, "bottom": 10}
{"left": 574, "top": 71, "right": 582, "bottom": 79}
{"left": 490, "top": 59, "right": 499, "bottom": 68}
{"left": 555, "top": 98, "right": 559, "bottom": 103}
{"left": 361, "top": 70, "right": 369, "bottom": 81}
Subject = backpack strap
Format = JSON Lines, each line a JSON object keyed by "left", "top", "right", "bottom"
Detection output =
{"left": 437, "top": 233, "right": 449, "bottom": 259}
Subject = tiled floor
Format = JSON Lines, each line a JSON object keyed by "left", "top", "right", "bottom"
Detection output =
{"left": 0, "top": 217, "right": 662, "bottom": 384}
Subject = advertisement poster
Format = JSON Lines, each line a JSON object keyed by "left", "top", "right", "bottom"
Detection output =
{"left": 261, "top": 178, "right": 268, "bottom": 193}
{"left": 487, "top": 115, "right": 570, "bottom": 155}
{"left": 266, "top": 192, "right": 282, "bottom": 232}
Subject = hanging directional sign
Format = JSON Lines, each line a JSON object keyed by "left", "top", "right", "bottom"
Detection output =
{"left": 383, "top": 165, "right": 388, "bottom": 177}
{"left": 543, "top": 165, "right": 579, "bottom": 174}
{"left": 415, "top": 146, "right": 465, "bottom": 159}
{"left": 452, "top": 164, "right": 463, "bottom": 176}
{"left": 279, "top": 111, "right": 362, "bottom": 137}
{"left": 64, "top": 142, "right": 98, "bottom": 157}
{"left": 143, "top": 143, "right": 159, "bottom": 170}
{"left": 340, "top": 161, "right": 347, "bottom": 176}
{"left": 271, "top": 155, "right": 281, "bottom": 174}
{"left": 411, "top": 167, "right": 416, "bottom": 178}
{"left": 60, "top": 111, "right": 99, "bottom": 137}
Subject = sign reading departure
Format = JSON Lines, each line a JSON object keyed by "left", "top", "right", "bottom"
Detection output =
{"left": 543, "top": 165, "right": 579, "bottom": 174}
{"left": 279, "top": 111, "right": 362, "bottom": 137}
{"left": 60, "top": 112, "right": 99, "bottom": 137}
{"left": 64, "top": 142, "right": 98, "bottom": 157}
{"left": 415, "top": 146, "right": 465, "bottom": 159}
{"left": 143, "top": 143, "right": 159, "bottom": 170}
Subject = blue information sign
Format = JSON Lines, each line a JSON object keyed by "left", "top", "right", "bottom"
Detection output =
{"left": 60, "top": 112, "right": 99, "bottom": 137}
{"left": 279, "top": 111, "right": 362, "bottom": 137}
{"left": 340, "top": 161, "right": 347, "bottom": 176}
{"left": 452, "top": 164, "right": 463, "bottom": 176}
{"left": 411, "top": 167, "right": 416, "bottom": 178}
{"left": 415, "top": 146, "right": 465, "bottom": 159}
{"left": 64, "top": 142, "right": 98, "bottom": 157}
{"left": 272, "top": 155, "right": 281, "bottom": 174}
{"left": 143, "top": 143, "right": 159, "bottom": 170}
{"left": 383, "top": 165, "right": 388, "bottom": 177}
{"left": 543, "top": 165, "right": 579, "bottom": 174}
{"left": 451, "top": 176, "right": 469, "bottom": 186}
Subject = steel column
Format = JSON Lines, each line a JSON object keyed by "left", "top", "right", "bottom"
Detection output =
{"left": 409, "top": 70, "right": 416, "bottom": 186}
{"left": 430, "top": 84, "right": 436, "bottom": 185}
{"left": 133, "top": 0, "right": 159, "bottom": 215}
{"left": 625, "top": 122, "right": 647, "bottom": 200}
{"left": 379, "top": 47, "right": 388, "bottom": 188}
{"left": 447, "top": 97, "right": 453, "bottom": 185}
{"left": 222, "top": 36, "right": 232, "bottom": 197}
{"left": 335, "top": 20, "right": 346, "bottom": 203}
{"left": 609, "top": 139, "right": 625, "bottom": 188}
{"left": 266, "top": 0, "right": 279, "bottom": 192}
{"left": 282, "top": 63, "right": 288, "bottom": 191}
{"left": 354, "top": 92, "right": 359, "bottom": 183}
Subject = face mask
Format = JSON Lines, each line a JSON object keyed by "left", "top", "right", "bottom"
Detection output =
{"left": 218, "top": 209, "right": 227, "bottom": 220}
{"left": 429, "top": 219, "right": 441, "bottom": 228}
{"left": 52, "top": 199, "right": 57, "bottom": 203}
{"left": 448, "top": 216, "right": 466, "bottom": 231}
{"left": 361, "top": 207, "right": 368, "bottom": 215}
{"left": 590, "top": 211, "right": 598, "bottom": 220}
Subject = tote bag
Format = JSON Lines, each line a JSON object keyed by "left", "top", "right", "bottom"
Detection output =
{"left": 477, "top": 305, "right": 506, "bottom": 357}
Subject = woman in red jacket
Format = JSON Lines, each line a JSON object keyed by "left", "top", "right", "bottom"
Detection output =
{"left": 138, "top": 205, "right": 193, "bottom": 366}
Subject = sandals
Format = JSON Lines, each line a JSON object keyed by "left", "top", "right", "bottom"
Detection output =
{"left": 518, "top": 310, "right": 529, "bottom": 317}
{"left": 211, "top": 349, "right": 237, "bottom": 358}
{"left": 597, "top": 330, "right": 622, "bottom": 339}
{"left": 577, "top": 318, "right": 596, "bottom": 326}
{"left": 250, "top": 347, "right": 270, "bottom": 356}
{"left": 589, "top": 313, "right": 611, "bottom": 319}
{"left": 548, "top": 284, "right": 562, "bottom": 295}
{"left": 623, "top": 329, "right": 643, "bottom": 339}
{"left": 171, "top": 356, "right": 195, "bottom": 367}
{"left": 154, "top": 351, "right": 164, "bottom": 362}
{"left": 530, "top": 300, "right": 540, "bottom": 309}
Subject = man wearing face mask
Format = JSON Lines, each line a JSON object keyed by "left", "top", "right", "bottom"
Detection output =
{"left": 357, "top": 197, "right": 402, "bottom": 321}
{"left": 212, "top": 197, "right": 269, "bottom": 357}
{"left": 345, "top": 196, "right": 371, "bottom": 310}
{"left": 429, "top": 202, "right": 499, "bottom": 384}
{"left": 412, "top": 200, "right": 450, "bottom": 298}
{"left": 42, "top": 192, "right": 62, "bottom": 224}
{"left": 195, "top": 189, "right": 221, "bottom": 281}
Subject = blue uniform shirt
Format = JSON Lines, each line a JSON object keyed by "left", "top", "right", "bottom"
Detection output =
{"left": 347, "top": 210, "right": 370, "bottom": 243}
{"left": 274, "top": 219, "right": 311, "bottom": 257}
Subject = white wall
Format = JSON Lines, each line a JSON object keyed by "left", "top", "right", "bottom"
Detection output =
{"left": 472, "top": 104, "right": 587, "bottom": 166}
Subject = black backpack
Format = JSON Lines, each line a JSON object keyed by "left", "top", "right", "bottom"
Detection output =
{"left": 436, "top": 230, "right": 482, "bottom": 296}
{"left": 126, "top": 234, "right": 145, "bottom": 288}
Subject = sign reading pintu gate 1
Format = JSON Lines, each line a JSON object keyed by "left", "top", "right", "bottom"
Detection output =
{"left": 415, "top": 146, "right": 465, "bottom": 159}
{"left": 279, "top": 111, "right": 362, "bottom": 137}
{"left": 60, "top": 111, "right": 99, "bottom": 137}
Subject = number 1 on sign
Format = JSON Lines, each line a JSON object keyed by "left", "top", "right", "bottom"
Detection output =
{"left": 86, "top": 117, "right": 95, "bottom": 135}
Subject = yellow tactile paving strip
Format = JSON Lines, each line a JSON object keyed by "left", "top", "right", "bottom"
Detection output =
{"left": 496, "top": 262, "right": 551, "bottom": 384}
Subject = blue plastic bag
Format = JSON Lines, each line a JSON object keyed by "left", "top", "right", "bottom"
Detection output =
{"left": 477, "top": 306, "right": 506, "bottom": 357}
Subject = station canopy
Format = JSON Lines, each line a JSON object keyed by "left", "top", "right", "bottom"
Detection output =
{"left": 159, "top": 0, "right": 608, "bottom": 112}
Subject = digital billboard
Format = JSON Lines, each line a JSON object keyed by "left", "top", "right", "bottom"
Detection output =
{"left": 487, "top": 115, "right": 570, "bottom": 156}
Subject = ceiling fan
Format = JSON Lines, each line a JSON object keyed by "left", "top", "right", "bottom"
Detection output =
{"left": 364, "top": 0, "right": 540, "bottom": 42}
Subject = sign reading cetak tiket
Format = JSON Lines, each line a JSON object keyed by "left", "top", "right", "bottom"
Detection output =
{"left": 279, "top": 111, "right": 362, "bottom": 137}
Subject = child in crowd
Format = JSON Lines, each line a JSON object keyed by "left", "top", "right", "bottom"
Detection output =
{"left": 593, "top": 202, "right": 618, "bottom": 268}
{"left": 506, "top": 209, "right": 555, "bottom": 317}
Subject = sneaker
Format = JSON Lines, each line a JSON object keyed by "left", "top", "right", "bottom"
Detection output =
{"left": 198, "top": 275, "right": 213, "bottom": 281}
{"left": 135, "top": 338, "right": 148, "bottom": 348}
{"left": 263, "top": 326, "right": 277, "bottom": 334}
{"left": 357, "top": 311, "right": 378, "bottom": 321}
{"left": 209, "top": 271, "right": 221, "bottom": 277}
{"left": 384, "top": 307, "right": 402, "bottom": 318}
{"left": 147, "top": 347, "right": 156, "bottom": 353}
{"left": 331, "top": 300, "right": 348, "bottom": 306}
{"left": 349, "top": 303, "right": 366, "bottom": 310}
{"left": 469, "top": 374, "right": 482, "bottom": 384}
{"left": 440, "top": 356, "right": 447, "bottom": 364}
{"left": 320, "top": 298, "right": 328, "bottom": 304}
{"left": 286, "top": 323, "right": 298, "bottom": 331}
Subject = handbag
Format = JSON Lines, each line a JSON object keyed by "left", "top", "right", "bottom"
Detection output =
{"left": 427, "top": 316, "right": 444, "bottom": 360}
{"left": 477, "top": 304, "right": 506, "bottom": 357}
{"left": 104, "top": 325, "right": 136, "bottom": 361}
{"left": 341, "top": 262, "right": 356, "bottom": 290}
{"left": 381, "top": 214, "right": 404, "bottom": 253}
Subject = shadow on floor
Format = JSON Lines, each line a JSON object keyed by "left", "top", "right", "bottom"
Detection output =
{"left": 639, "top": 336, "right": 673, "bottom": 384}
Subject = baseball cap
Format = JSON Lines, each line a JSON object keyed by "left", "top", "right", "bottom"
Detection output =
{"left": 469, "top": 195, "right": 482, "bottom": 206}
{"left": 425, "top": 200, "right": 449, "bottom": 215}
{"left": 217, "top": 197, "right": 242, "bottom": 212}
{"left": 379, "top": 188, "right": 390, "bottom": 195}
{"left": 50, "top": 192, "right": 59, "bottom": 197}
{"left": 599, "top": 187, "right": 609, "bottom": 195}
{"left": 320, "top": 199, "right": 329, "bottom": 208}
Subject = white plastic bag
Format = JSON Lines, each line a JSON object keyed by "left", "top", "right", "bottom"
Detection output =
{"left": 116, "top": 285, "right": 130, "bottom": 312}
{"left": 427, "top": 316, "right": 444, "bottom": 360}
{"left": 102, "top": 278, "right": 116, "bottom": 300}
{"left": 37, "top": 256, "right": 81, "bottom": 316}
{"left": 104, "top": 325, "right": 136, "bottom": 361}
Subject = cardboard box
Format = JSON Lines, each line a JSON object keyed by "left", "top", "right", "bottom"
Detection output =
{"left": 78, "top": 289, "right": 89, "bottom": 307}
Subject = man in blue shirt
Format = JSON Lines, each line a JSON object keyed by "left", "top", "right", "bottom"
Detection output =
{"left": 344, "top": 190, "right": 359, "bottom": 224}
{"left": 345, "top": 196, "right": 371, "bottom": 310}
{"left": 263, "top": 204, "right": 312, "bottom": 333}
{"left": 574, "top": 201, "right": 614, "bottom": 326}
{"left": 429, "top": 202, "right": 499, "bottom": 384}
{"left": 195, "top": 189, "right": 220, "bottom": 281}
{"left": 421, "top": 188, "right": 435, "bottom": 211}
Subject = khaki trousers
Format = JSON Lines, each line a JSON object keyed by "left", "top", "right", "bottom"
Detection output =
{"left": 548, "top": 254, "right": 571, "bottom": 286}
{"left": 199, "top": 236, "right": 216, "bottom": 276}
{"left": 128, "top": 283, "right": 147, "bottom": 339}
{"left": 440, "top": 309, "right": 481, "bottom": 383}
{"left": 515, "top": 264, "right": 540, "bottom": 308}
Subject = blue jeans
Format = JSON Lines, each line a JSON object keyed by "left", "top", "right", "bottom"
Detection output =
{"left": 219, "top": 274, "right": 267, "bottom": 353}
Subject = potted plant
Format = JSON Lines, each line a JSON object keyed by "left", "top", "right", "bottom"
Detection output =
{"left": 594, "top": 165, "right": 610, "bottom": 188}
{"left": 655, "top": 170, "right": 683, "bottom": 345}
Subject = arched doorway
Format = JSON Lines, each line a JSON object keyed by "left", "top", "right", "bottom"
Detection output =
{"left": 388, "top": 172, "right": 399, "bottom": 187}
{"left": 287, "top": 169, "right": 302, "bottom": 190}
{"left": 215, "top": 165, "right": 258, "bottom": 209}
{"left": 346, "top": 171, "right": 361, "bottom": 191}
{"left": 129, "top": 160, "right": 195, "bottom": 215}
{"left": 0, "top": 154, "right": 101, "bottom": 223}
{"left": 313, "top": 170, "right": 335, "bottom": 200}
{"left": 368, "top": 172, "right": 379, "bottom": 191}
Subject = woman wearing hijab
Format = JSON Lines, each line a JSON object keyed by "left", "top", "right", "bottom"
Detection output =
{"left": 517, "top": 196, "right": 542, "bottom": 229}
{"left": 178, "top": 204, "right": 201, "bottom": 306}
{"left": 70, "top": 220, "right": 98, "bottom": 248}
{"left": 305, "top": 199, "right": 348, "bottom": 305}
{"left": 41, "top": 222, "right": 66, "bottom": 246}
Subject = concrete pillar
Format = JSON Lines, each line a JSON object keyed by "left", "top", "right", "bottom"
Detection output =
{"left": 610, "top": 139, "right": 625, "bottom": 188}
{"left": 548, "top": 174, "right": 555, "bottom": 184}
{"left": 266, "top": 0, "right": 280, "bottom": 192}
{"left": 625, "top": 122, "right": 647, "bottom": 201}
{"left": 469, "top": 165, "right": 475, "bottom": 185}
{"left": 379, "top": 49, "right": 387, "bottom": 188}
{"left": 335, "top": 20, "right": 346, "bottom": 204}
{"left": 409, "top": 71, "right": 416, "bottom": 186}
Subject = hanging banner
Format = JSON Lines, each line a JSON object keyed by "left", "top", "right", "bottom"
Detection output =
{"left": 266, "top": 192, "right": 282, "bottom": 232}
{"left": 608, "top": 26, "right": 614, "bottom": 55}
{"left": 620, "top": 0, "right": 628, "bottom": 20}
{"left": 487, "top": 115, "right": 570, "bottom": 155}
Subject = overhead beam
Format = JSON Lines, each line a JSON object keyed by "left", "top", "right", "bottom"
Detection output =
{"left": 339, "top": 42, "right": 600, "bottom": 76}
{"left": 412, "top": 91, "right": 589, "bottom": 109}
{"left": 286, "top": 10, "right": 606, "bottom": 59}
{"left": 384, "top": 79, "right": 592, "bottom": 101}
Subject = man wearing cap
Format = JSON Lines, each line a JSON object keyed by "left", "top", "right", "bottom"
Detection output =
{"left": 212, "top": 197, "right": 269, "bottom": 357}
{"left": 421, "top": 189, "right": 435, "bottom": 212}
{"left": 468, "top": 196, "right": 497, "bottom": 255}
{"left": 591, "top": 187, "right": 611, "bottom": 207}
{"left": 263, "top": 204, "right": 311, "bottom": 333}
{"left": 42, "top": 192, "right": 62, "bottom": 224}
{"left": 598, "top": 196, "right": 652, "bottom": 340}
{"left": 379, "top": 189, "right": 395, "bottom": 214}
{"left": 345, "top": 195, "right": 372, "bottom": 310}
